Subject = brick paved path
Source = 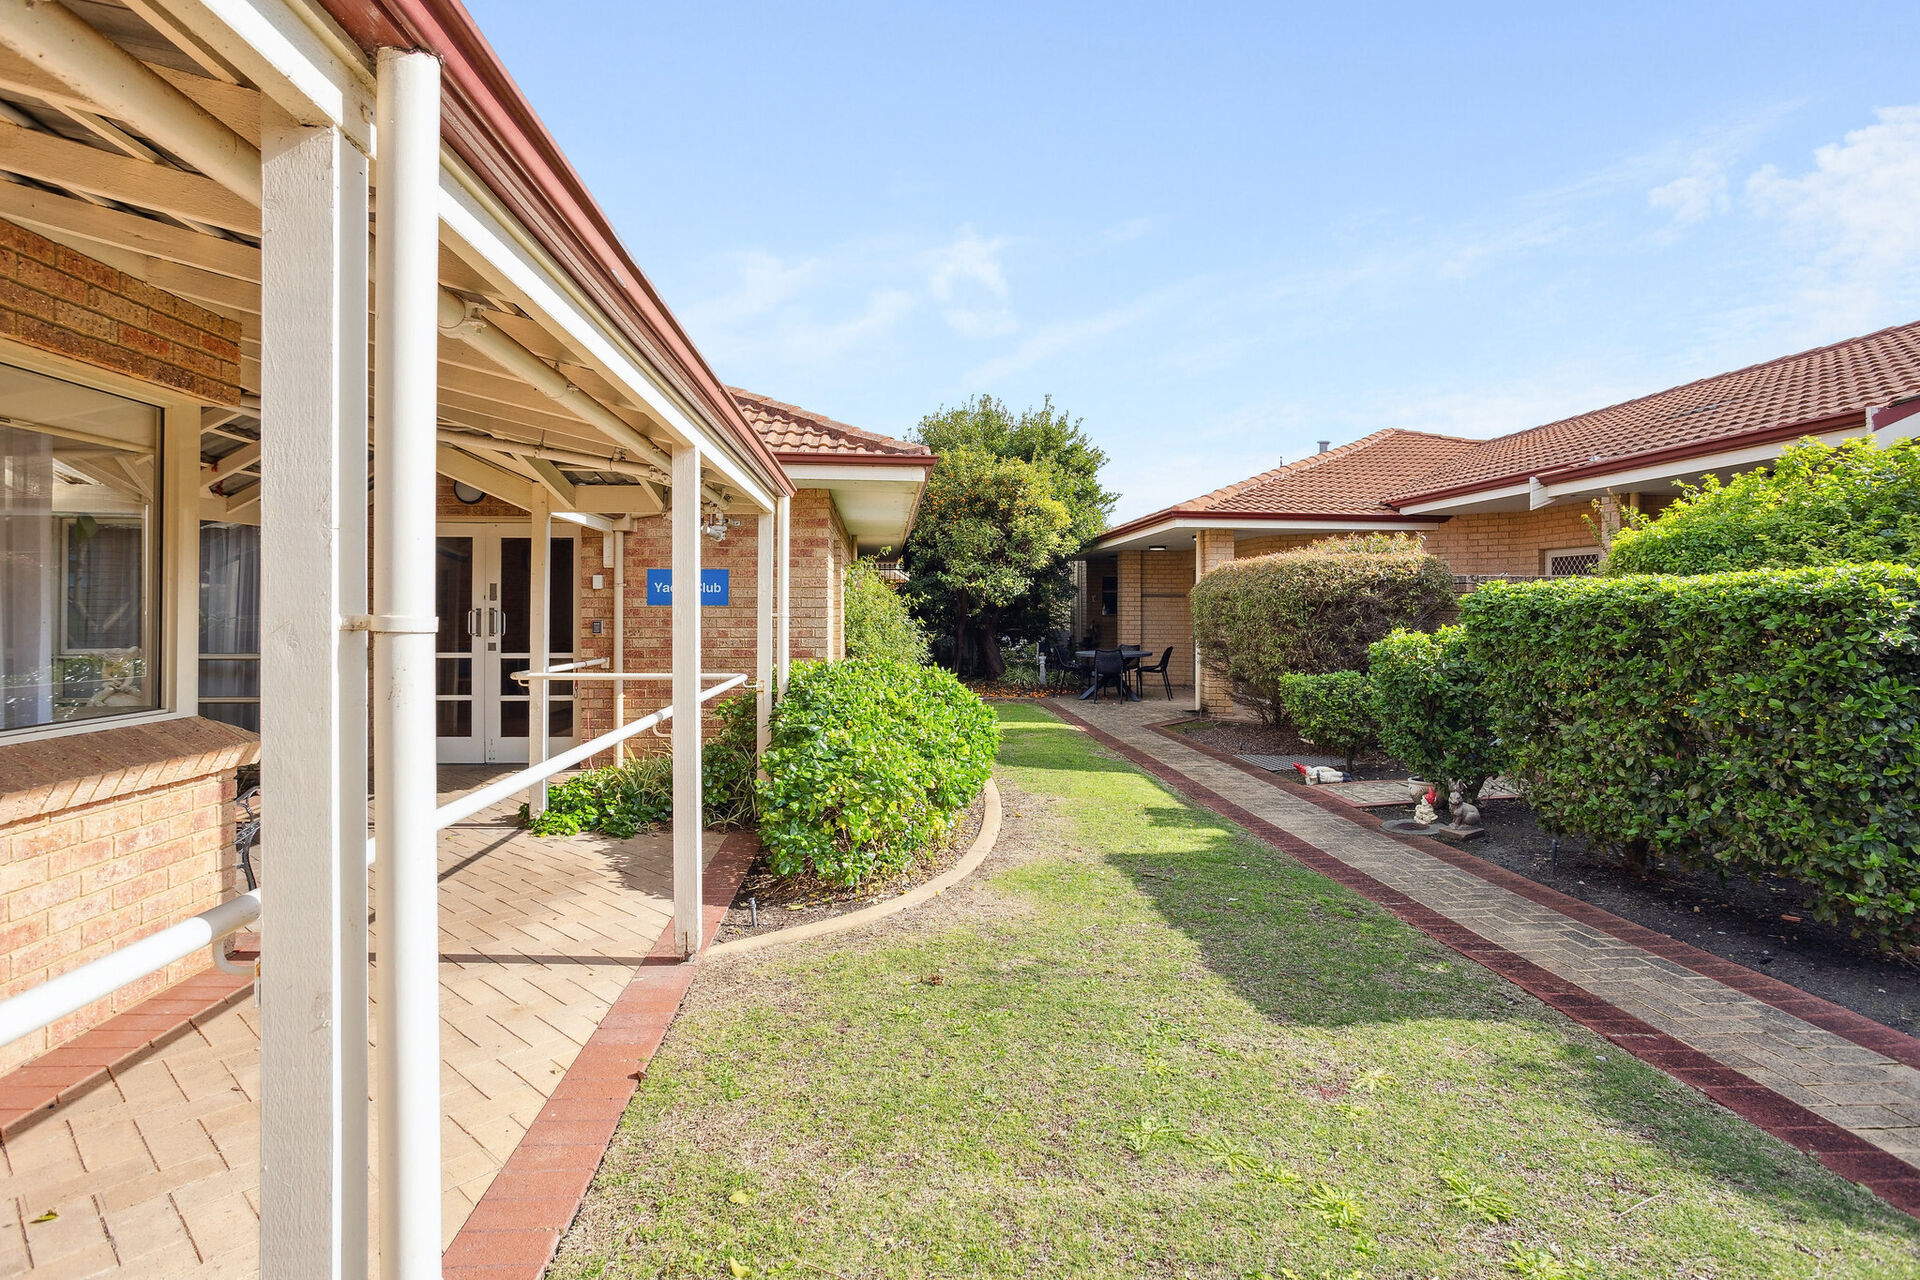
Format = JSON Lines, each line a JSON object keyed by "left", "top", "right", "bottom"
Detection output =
{"left": 1053, "top": 699, "right": 1920, "bottom": 1211}
{"left": 0, "top": 769, "right": 720, "bottom": 1278}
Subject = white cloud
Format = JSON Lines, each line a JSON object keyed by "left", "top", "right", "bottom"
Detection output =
{"left": 1745, "top": 105, "right": 1920, "bottom": 328}
{"left": 1649, "top": 155, "right": 1731, "bottom": 224}
{"left": 965, "top": 294, "right": 1165, "bottom": 386}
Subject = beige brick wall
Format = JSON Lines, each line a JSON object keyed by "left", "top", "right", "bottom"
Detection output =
{"left": 1421, "top": 505, "right": 1601, "bottom": 576}
{"left": 0, "top": 720, "right": 254, "bottom": 1074}
{"left": 0, "top": 217, "right": 240, "bottom": 405}
{"left": 1194, "top": 529, "right": 1239, "bottom": 714}
{"left": 1110, "top": 548, "right": 1196, "bottom": 687}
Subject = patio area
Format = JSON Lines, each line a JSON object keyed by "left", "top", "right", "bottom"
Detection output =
{"left": 0, "top": 770, "right": 734, "bottom": 1277}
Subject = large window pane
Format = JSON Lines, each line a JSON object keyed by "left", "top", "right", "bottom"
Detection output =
{"left": 0, "top": 364, "right": 159, "bottom": 732}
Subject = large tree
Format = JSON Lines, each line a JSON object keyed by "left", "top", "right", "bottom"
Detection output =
{"left": 908, "top": 396, "right": 1115, "bottom": 677}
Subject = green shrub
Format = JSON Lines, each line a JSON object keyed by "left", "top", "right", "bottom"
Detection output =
{"left": 1275, "top": 670, "right": 1378, "bottom": 772}
{"left": 1605, "top": 436, "right": 1920, "bottom": 576}
{"left": 1190, "top": 533, "right": 1454, "bottom": 719}
{"left": 521, "top": 692, "right": 757, "bottom": 837}
{"left": 758, "top": 658, "right": 999, "bottom": 885}
{"left": 1463, "top": 566, "right": 1920, "bottom": 952}
{"left": 845, "top": 556, "right": 931, "bottom": 664}
{"left": 1368, "top": 626, "right": 1502, "bottom": 801}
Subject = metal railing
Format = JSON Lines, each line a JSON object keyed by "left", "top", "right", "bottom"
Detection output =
{"left": 0, "top": 672, "right": 748, "bottom": 1050}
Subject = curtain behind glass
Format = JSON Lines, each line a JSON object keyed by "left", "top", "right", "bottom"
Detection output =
{"left": 1, "top": 426, "right": 54, "bottom": 729}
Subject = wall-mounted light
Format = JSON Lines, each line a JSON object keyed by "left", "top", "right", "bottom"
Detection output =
{"left": 702, "top": 511, "right": 736, "bottom": 541}
{"left": 452, "top": 481, "right": 486, "bottom": 505}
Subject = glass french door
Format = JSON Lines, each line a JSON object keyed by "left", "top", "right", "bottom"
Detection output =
{"left": 435, "top": 524, "right": 576, "bottom": 764}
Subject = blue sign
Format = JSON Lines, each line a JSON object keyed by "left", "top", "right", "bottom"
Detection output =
{"left": 646, "top": 568, "right": 730, "bottom": 606}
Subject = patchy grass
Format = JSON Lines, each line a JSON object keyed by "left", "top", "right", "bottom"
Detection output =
{"left": 550, "top": 703, "right": 1920, "bottom": 1280}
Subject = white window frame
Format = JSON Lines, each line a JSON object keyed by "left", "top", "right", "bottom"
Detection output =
{"left": 1544, "top": 546, "right": 1603, "bottom": 577}
{"left": 0, "top": 341, "right": 202, "bottom": 744}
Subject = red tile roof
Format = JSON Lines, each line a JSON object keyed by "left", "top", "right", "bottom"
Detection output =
{"left": 730, "top": 389, "right": 936, "bottom": 465}
{"left": 1387, "top": 320, "right": 1920, "bottom": 504}
{"left": 1099, "top": 429, "right": 1478, "bottom": 542}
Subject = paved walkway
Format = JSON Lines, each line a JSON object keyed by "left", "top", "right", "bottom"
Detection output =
{"left": 1052, "top": 698, "right": 1920, "bottom": 1214}
{"left": 0, "top": 769, "right": 723, "bottom": 1278}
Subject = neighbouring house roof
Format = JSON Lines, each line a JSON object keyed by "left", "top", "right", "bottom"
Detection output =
{"left": 1386, "top": 320, "right": 1920, "bottom": 505}
{"left": 1097, "top": 429, "right": 1479, "bottom": 544}
{"left": 730, "top": 389, "right": 938, "bottom": 466}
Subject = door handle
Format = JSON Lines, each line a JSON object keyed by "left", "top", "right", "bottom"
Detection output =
{"left": 488, "top": 608, "right": 503, "bottom": 637}
{"left": 465, "top": 607, "right": 481, "bottom": 640}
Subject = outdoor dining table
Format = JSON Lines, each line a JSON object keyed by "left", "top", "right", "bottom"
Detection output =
{"left": 1074, "top": 646, "right": 1151, "bottom": 700}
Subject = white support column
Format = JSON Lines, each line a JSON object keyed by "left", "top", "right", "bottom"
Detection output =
{"left": 776, "top": 494, "right": 791, "bottom": 695}
{"left": 672, "top": 444, "right": 703, "bottom": 955}
{"left": 612, "top": 528, "right": 626, "bottom": 765}
{"left": 527, "top": 487, "right": 551, "bottom": 814}
{"left": 370, "top": 48, "right": 442, "bottom": 1280}
{"left": 1192, "top": 537, "right": 1204, "bottom": 713}
{"left": 755, "top": 511, "right": 774, "bottom": 757}
{"left": 257, "top": 110, "right": 370, "bottom": 1280}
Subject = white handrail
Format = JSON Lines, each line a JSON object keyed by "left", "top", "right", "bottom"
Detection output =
{"left": 0, "top": 889, "right": 262, "bottom": 1048}
{"left": 0, "top": 672, "right": 749, "bottom": 1050}
{"left": 511, "top": 670, "right": 747, "bottom": 683}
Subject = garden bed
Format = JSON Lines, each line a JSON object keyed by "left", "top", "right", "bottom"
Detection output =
{"left": 1378, "top": 797, "right": 1919, "bottom": 1036}
{"left": 715, "top": 789, "right": 990, "bottom": 944}
{"left": 1172, "top": 716, "right": 1409, "bottom": 780}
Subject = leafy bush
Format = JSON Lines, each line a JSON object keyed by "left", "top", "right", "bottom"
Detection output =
{"left": 1463, "top": 566, "right": 1920, "bottom": 952}
{"left": 1605, "top": 436, "right": 1920, "bottom": 576}
{"left": 1368, "top": 626, "right": 1502, "bottom": 801}
{"left": 844, "top": 556, "right": 931, "bottom": 664}
{"left": 1275, "top": 671, "right": 1377, "bottom": 771}
{"left": 521, "top": 693, "right": 757, "bottom": 837}
{"left": 1190, "top": 533, "right": 1456, "bottom": 718}
{"left": 758, "top": 658, "right": 999, "bottom": 885}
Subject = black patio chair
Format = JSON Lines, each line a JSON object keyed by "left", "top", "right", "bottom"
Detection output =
{"left": 1051, "top": 637, "right": 1093, "bottom": 691}
{"left": 1090, "top": 648, "right": 1133, "bottom": 701}
{"left": 1136, "top": 645, "right": 1175, "bottom": 700}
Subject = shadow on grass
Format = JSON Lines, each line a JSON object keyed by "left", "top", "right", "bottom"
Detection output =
{"left": 997, "top": 701, "right": 1916, "bottom": 1238}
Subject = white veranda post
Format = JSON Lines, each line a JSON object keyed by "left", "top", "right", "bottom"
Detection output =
{"left": 776, "top": 494, "right": 791, "bottom": 695}
{"left": 257, "top": 113, "right": 371, "bottom": 1278}
{"left": 756, "top": 511, "right": 774, "bottom": 756}
{"left": 672, "top": 444, "right": 705, "bottom": 954}
{"left": 528, "top": 487, "right": 552, "bottom": 814}
{"left": 371, "top": 48, "right": 443, "bottom": 1280}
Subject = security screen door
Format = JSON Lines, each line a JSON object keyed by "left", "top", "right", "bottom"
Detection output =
{"left": 434, "top": 525, "right": 576, "bottom": 763}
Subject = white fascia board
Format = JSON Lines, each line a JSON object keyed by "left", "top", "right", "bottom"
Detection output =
{"left": 1535, "top": 429, "right": 1860, "bottom": 504}
{"left": 1393, "top": 482, "right": 1533, "bottom": 515}
{"left": 781, "top": 462, "right": 931, "bottom": 487}
{"left": 434, "top": 158, "right": 776, "bottom": 513}
{"left": 176, "top": 0, "right": 376, "bottom": 149}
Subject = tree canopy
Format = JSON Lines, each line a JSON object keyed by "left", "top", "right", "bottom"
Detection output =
{"left": 906, "top": 396, "right": 1113, "bottom": 676}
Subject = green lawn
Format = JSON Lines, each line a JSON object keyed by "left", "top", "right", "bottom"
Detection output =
{"left": 551, "top": 703, "right": 1920, "bottom": 1279}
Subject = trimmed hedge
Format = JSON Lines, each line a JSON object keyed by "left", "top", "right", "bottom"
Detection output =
{"left": 1190, "top": 533, "right": 1454, "bottom": 718}
{"left": 1275, "top": 671, "right": 1377, "bottom": 772}
{"left": 1605, "top": 436, "right": 1920, "bottom": 576}
{"left": 1368, "top": 626, "right": 1502, "bottom": 803}
{"left": 758, "top": 658, "right": 999, "bottom": 885}
{"left": 1462, "top": 566, "right": 1920, "bottom": 952}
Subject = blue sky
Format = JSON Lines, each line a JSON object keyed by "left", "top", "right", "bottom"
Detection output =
{"left": 466, "top": 1, "right": 1920, "bottom": 521}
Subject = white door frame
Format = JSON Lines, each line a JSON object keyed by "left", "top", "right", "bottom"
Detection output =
{"left": 434, "top": 521, "right": 577, "bottom": 764}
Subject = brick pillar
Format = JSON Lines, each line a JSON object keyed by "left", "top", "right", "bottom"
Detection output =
{"left": 1194, "top": 528, "right": 1239, "bottom": 715}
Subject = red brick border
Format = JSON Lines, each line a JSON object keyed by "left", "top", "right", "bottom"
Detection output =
{"left": 0, "top": 957, "right": 254, "bottom": 1137}
{"left": 1044, "top": 702, "right": 1920, "bottom": 1218}
{"left": 1154, "top": 718, "right": 1920, "bottom": 1074}
{"left": 442, "top": 832, "right": 761, "bottom": 1278}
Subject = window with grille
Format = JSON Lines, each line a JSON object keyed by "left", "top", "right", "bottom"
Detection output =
{"left": 1545, "top": 548, "right": 1602, "bottom": 576}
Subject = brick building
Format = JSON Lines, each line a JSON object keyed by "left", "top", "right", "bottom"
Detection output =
{"left": 1079, "top": 322, "right": 1920, "bottom": 714}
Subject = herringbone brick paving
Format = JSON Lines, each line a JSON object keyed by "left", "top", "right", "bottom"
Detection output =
{"left": 1063, "top": 699, "right": 1920, "bottom": 1172}
{"left": 0, "top": 769, "right": 713, "bottom": 1277}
